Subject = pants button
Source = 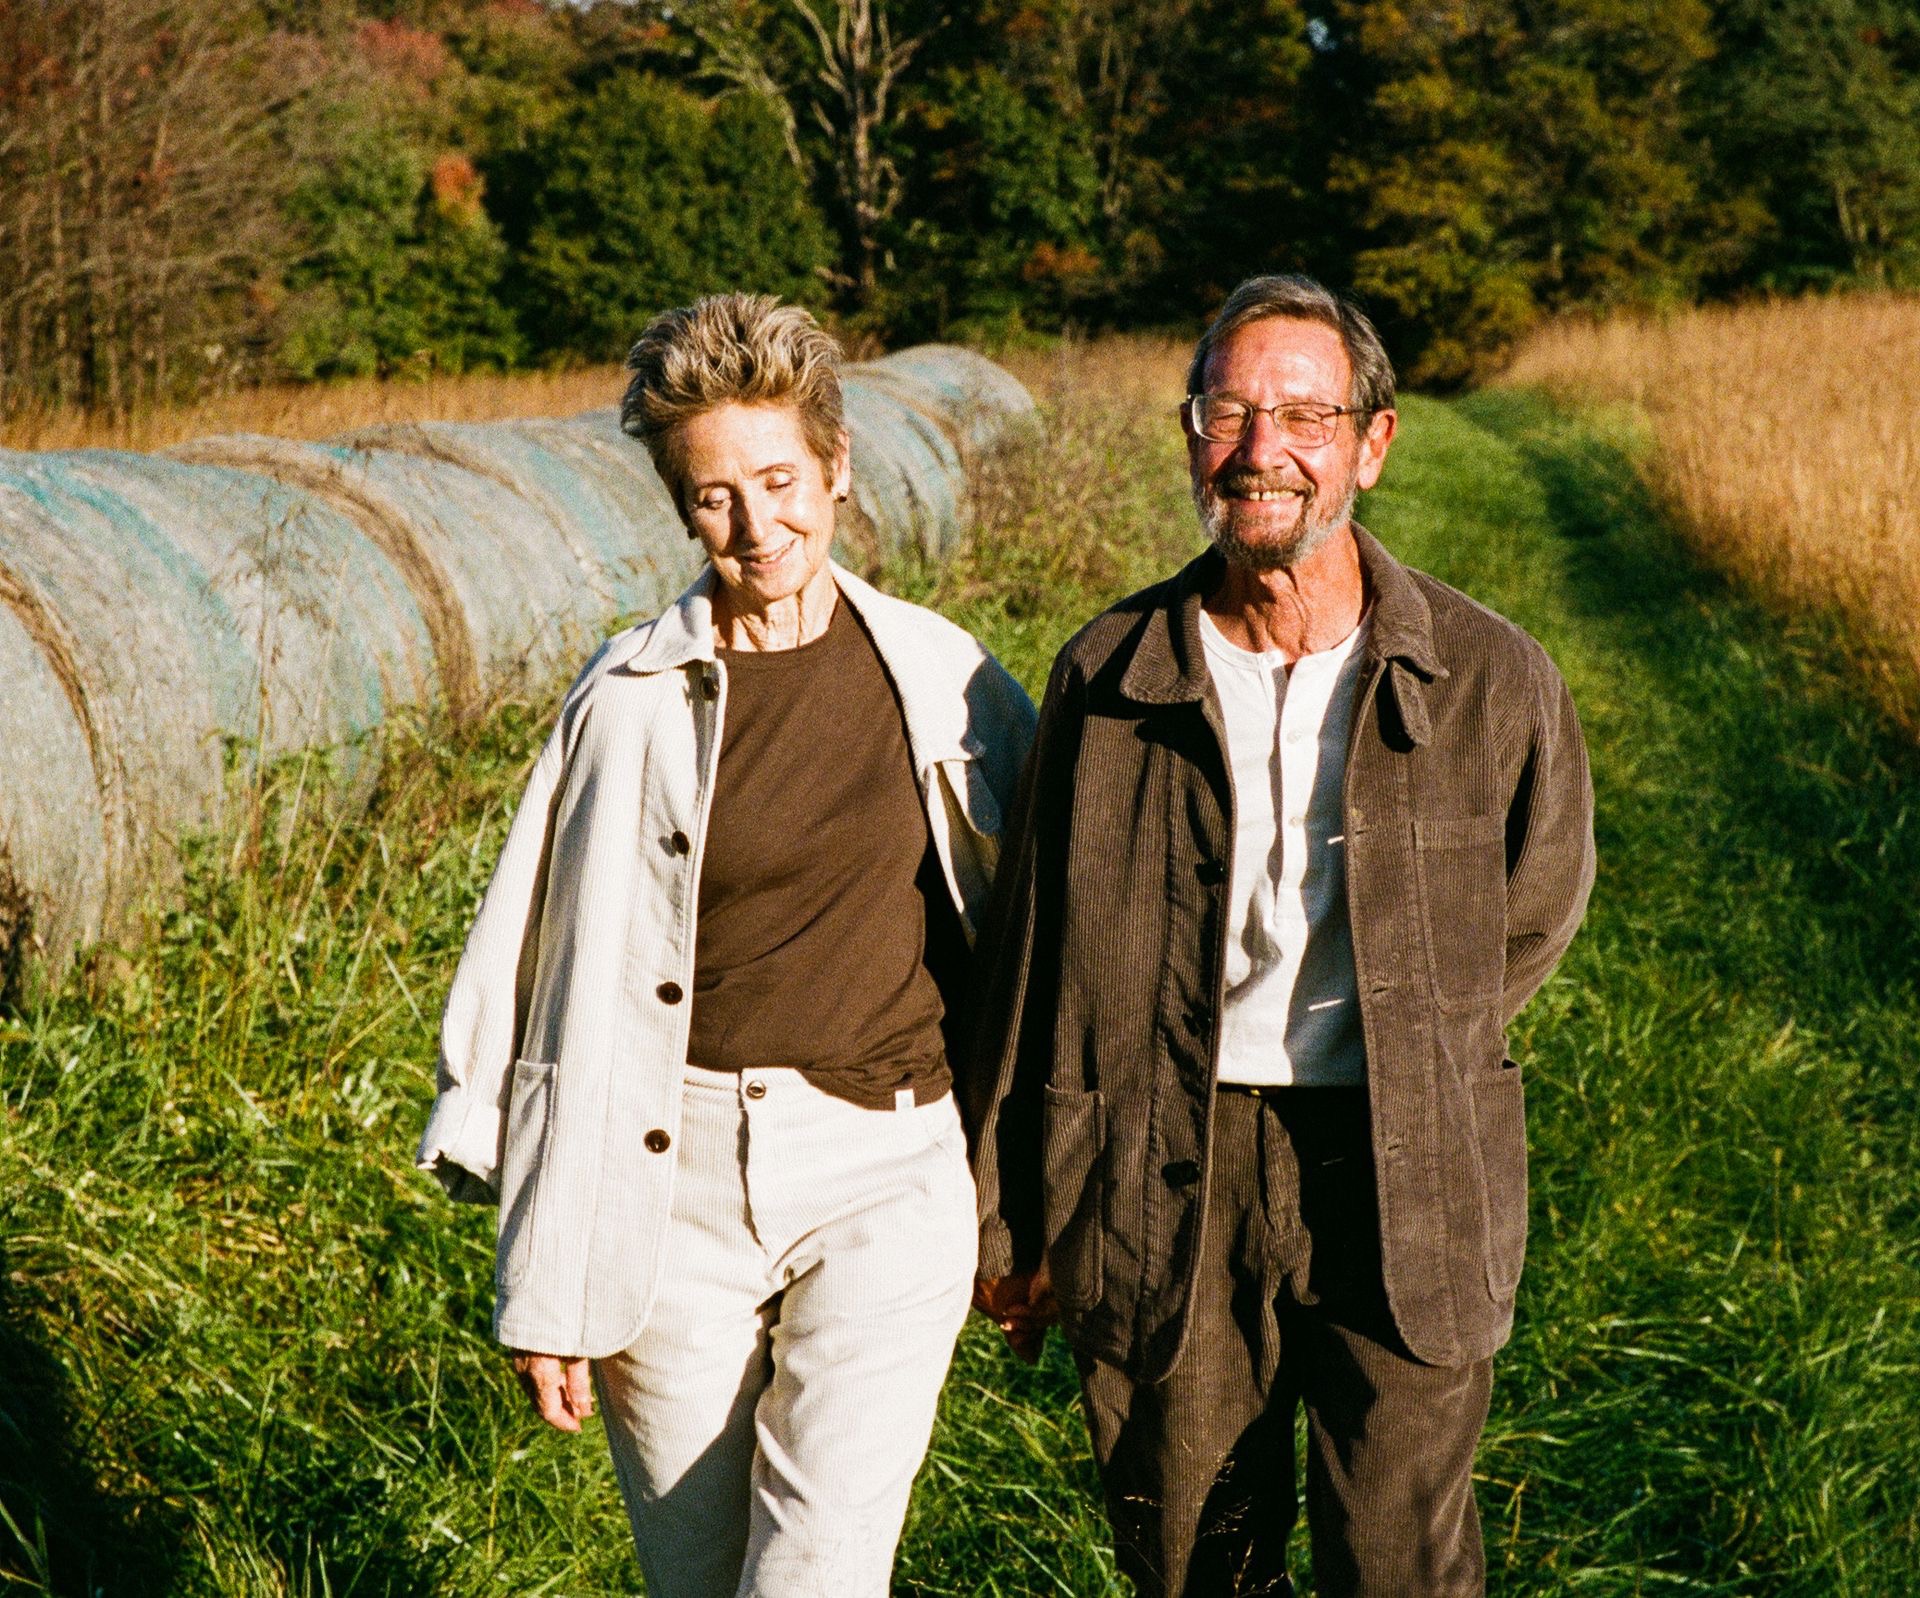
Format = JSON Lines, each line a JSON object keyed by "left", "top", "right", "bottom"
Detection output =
{"left": 643, "top": 1128, "right": 671, "bottom": 1153}
{"left": 744, "top": 1080, "right": 767, "bottom": 1100}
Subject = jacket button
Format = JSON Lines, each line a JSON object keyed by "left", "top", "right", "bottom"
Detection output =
{"left": 744, "top": 1079, "right": 767, "bottom": 1100}
{"left": 1195, "top": 858, "right": 1226, "bottom": 886}
{"left": 1185, "top": 1007, "right": 1212, "bottom": 1035}
{"left": 1162, "top": 1159, "right": 1201, "bottom": 1188}
{"left": 657, "top": 981, "right": 684, "bottom": 1004}
{"left": 669, "top": 830, "right": 691, "bottom": 855}
{"left": 644, "top": 1128, "right": 671, "bottom": 1153}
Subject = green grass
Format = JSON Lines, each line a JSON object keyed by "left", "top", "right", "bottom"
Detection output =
{"left": 1, "top": 381, "right": 1916, "bottom": 1595}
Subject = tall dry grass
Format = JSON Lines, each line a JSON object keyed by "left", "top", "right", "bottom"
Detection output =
{"left": 0, "top": 333, "right": 1190, "bottom": 458}
{"left": 0, "top": 364, "right": 631, "bottom": 453}
{"left": 1501, "top": 295, "right": 1920, "bottom": 719}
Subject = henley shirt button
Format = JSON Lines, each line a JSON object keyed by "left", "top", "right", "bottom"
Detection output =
{"left": 656, "top": 981, "right": 684, "bottom": 1004}
{"left": 643, "top": 1128, "right": 671, "bottom": 1153}
{"left": 669, "top": 830, "right": 691, "bottom": 855}
{"left": 1162, "top": 1159, "right": 1201, "bottom": 1188}
{"left": 744, "top": 1080, "right": 767, "bottom": 1100}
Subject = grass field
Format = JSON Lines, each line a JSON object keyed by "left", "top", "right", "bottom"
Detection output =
{"left": 2, "top": 346, "right": 1917, "bottom": 1595}
{"left": 1502, "top": 296, "right": 1920, "bottom": 732}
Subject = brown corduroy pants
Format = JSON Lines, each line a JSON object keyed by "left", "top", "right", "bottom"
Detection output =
{"left": 1078, "top": 1087, "right": 1492, "bottom": 1598}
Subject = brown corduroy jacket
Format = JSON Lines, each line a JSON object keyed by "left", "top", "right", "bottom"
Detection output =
{"left": 961, "top": 530, "right": 1595, "bottom": 1377}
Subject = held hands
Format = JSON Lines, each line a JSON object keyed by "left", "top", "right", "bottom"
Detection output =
{"left": 972, "top": 1261, "right": 1058, "bottom": 1364}
{"left": 511, "top": 1350, "right": 595, "bottom": 1432}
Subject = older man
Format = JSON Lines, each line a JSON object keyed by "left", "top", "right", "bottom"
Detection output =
{"left": 965, "top": 274, "right": 1595, "bottom": 1596}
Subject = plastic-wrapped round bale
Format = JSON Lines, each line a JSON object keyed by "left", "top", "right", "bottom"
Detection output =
{"left": 0, "top": 346, "right": 1036, "bottom": 986}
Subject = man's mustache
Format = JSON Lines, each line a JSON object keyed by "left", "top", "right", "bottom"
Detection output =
{"left": 1214, "top": 469, "right": 1312, "bottom": 499}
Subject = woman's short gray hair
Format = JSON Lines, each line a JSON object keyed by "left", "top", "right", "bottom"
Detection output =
{"left": 621, "top": 293, "right": 845, "bottom": 509}
{"left": 1186, "top": 274, "right": 1396, "bottom": 420}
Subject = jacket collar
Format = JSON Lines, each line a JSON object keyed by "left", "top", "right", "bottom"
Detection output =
{"left": 1117, "top": 523, "right": 1447, "bottom": 707}
{"left": 605, "top": 562, "right": 719, "bottom": 676}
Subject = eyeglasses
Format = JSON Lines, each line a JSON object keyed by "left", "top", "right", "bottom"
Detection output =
{"left": 1183, "top": 394, "right": 1365, "bottom": 446}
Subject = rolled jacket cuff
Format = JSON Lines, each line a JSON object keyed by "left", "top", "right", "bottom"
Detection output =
{"left": 416, "top": 1092, "right": 501, "bottom": 1204}
{"left": 976, "top": 1218, "right": 1018, "bottom": 1281}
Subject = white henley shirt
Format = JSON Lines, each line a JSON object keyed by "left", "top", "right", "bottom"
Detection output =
{"left": 1199, "top": 607, "right": 1371, "bottom": 1087}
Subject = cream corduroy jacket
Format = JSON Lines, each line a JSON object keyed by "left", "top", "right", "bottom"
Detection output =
{"left": 416, "top": 562, "right": 1036, "bottom": 1357}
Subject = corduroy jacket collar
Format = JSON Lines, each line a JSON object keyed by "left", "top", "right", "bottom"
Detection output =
{"left": 1117, "top": 524, "right": 1448, "bottom": 708}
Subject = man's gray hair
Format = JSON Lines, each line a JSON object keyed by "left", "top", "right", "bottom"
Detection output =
{"left": 622, "top": 293, "right": 845, "bottom": 510}
{"left": 1186, "top": 274, "right": 1396, "bottom": 420}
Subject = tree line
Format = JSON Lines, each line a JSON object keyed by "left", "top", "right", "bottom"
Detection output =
{"left": 1, "top": 0, "right": 1915, "bottom": 415}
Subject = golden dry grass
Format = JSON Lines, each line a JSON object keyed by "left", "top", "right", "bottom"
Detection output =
{"left": 1501, "top": 295, "right": 1920, "bottom": 716}
{"left": 0, "top": 364, "right": 631, "bottom": 453}
{"left": 0, "top": 333, "right": 1194, "bottom": 456}
{"left": 993, "top": 331, "right": 1190, "bottom": 418}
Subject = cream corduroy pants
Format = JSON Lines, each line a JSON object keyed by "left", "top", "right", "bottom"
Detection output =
{"left": 593, "top": 1064, "right": 977, "bottom": 1598}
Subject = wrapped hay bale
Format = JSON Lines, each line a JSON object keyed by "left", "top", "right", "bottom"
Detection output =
{"left": 0, "top": 348, "right": 1035, "bottom": 986}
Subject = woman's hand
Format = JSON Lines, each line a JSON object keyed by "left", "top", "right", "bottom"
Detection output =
{"left": 511, "top": 1349, "right": 596, "bottom": 1432}
{"left": 972, "top": 1263, "right": 1058, "bottom": 1364}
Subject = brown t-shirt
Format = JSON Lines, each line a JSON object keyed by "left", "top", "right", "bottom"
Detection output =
{"left": 688, "top": 596, "right": 955, "bottom": 1107}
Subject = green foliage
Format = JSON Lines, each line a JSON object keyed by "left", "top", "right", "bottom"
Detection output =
{"left": 894, "top": 64, "right": 1108, "bottom": 336}
{"left": 1702, "top": 0, "right": 1920, "bottom": 290}
{"left": 280, "top": 108, "right": 523, "bottom": 379}
{"left": 1326, "top": 0, "right": 1726, "bottom": 384}
{"left": 498, "top": 74, "right": 833, "bottom": 361}
{"left": 10, "top": 0, "right": 1920, "bottom": 403}
{"left": 1152, "top": 0, "right": 1325, "bottom": 304}
{"left": 895, "top": 0, "right": 1326, "bottom": 337}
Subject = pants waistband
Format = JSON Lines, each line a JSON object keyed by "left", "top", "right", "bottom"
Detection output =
{"left": 684, "top": 1061, "right": 940, "bottom": 1112}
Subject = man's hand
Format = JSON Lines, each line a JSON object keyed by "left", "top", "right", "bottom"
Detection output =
{"left": 973, "top": 1263, "right": 1058, "bottom": 1364}
{"left": 511, "top": 1350, "right": 595, "bottom": 1432}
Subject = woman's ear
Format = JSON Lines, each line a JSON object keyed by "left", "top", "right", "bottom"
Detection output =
{"left": 831, "top": 429, "right": 852, "bottom": 502}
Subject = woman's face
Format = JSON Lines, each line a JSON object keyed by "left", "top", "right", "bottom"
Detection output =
{"left": 677, "top": 402, "right": 849, "bottom": 617}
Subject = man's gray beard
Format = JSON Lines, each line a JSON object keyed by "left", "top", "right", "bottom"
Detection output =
{"left": 1195, "top": 480, "right": 1357, "bottom": 572}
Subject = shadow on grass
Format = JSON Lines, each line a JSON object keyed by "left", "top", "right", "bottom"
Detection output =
{"left": 0, "top": 1241, "right": 465, "bottom": 1597}
{"left": 0, "top": 1246, "right": 186, "bottom": 1596}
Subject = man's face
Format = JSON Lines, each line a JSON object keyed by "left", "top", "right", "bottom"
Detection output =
{"left": 1185, "top": 316, "right": 1396, "bottom": 571}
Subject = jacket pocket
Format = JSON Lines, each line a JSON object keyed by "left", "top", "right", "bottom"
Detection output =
{"left": 1413, "top": 811, "right": 1507, "bottom": 1009}
{"left": 1040, "top": 1084, "right": 1105, "bottom": 1312}
{"left": 496, "top": 1059, "right": 558, "bottom": 1293}
{"left": 1471, "top": 1062, "right": 1528, "bottom": 1300}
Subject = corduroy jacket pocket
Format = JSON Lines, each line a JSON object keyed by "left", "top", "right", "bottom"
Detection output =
{"left": 1472, "top": 1061, "right": 1528, "bottom": 1299}
{"left": 1040, "top": 1084, "right": 1105, "bottom": 1311}
{"left": 1414, "top": 812, "right": 1507, "bottom": 1007}
{"left": 496, "top": 1059, "right": 558, "bottom": 1293}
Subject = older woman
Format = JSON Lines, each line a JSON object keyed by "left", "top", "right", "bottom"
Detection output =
{"left": 417, "top": 294, "right": 1035, "bottom": 1595}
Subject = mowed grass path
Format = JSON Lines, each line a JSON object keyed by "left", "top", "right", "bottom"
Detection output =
{"left": 1, "top": 373, "right": 1915, "bottom": 1595}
